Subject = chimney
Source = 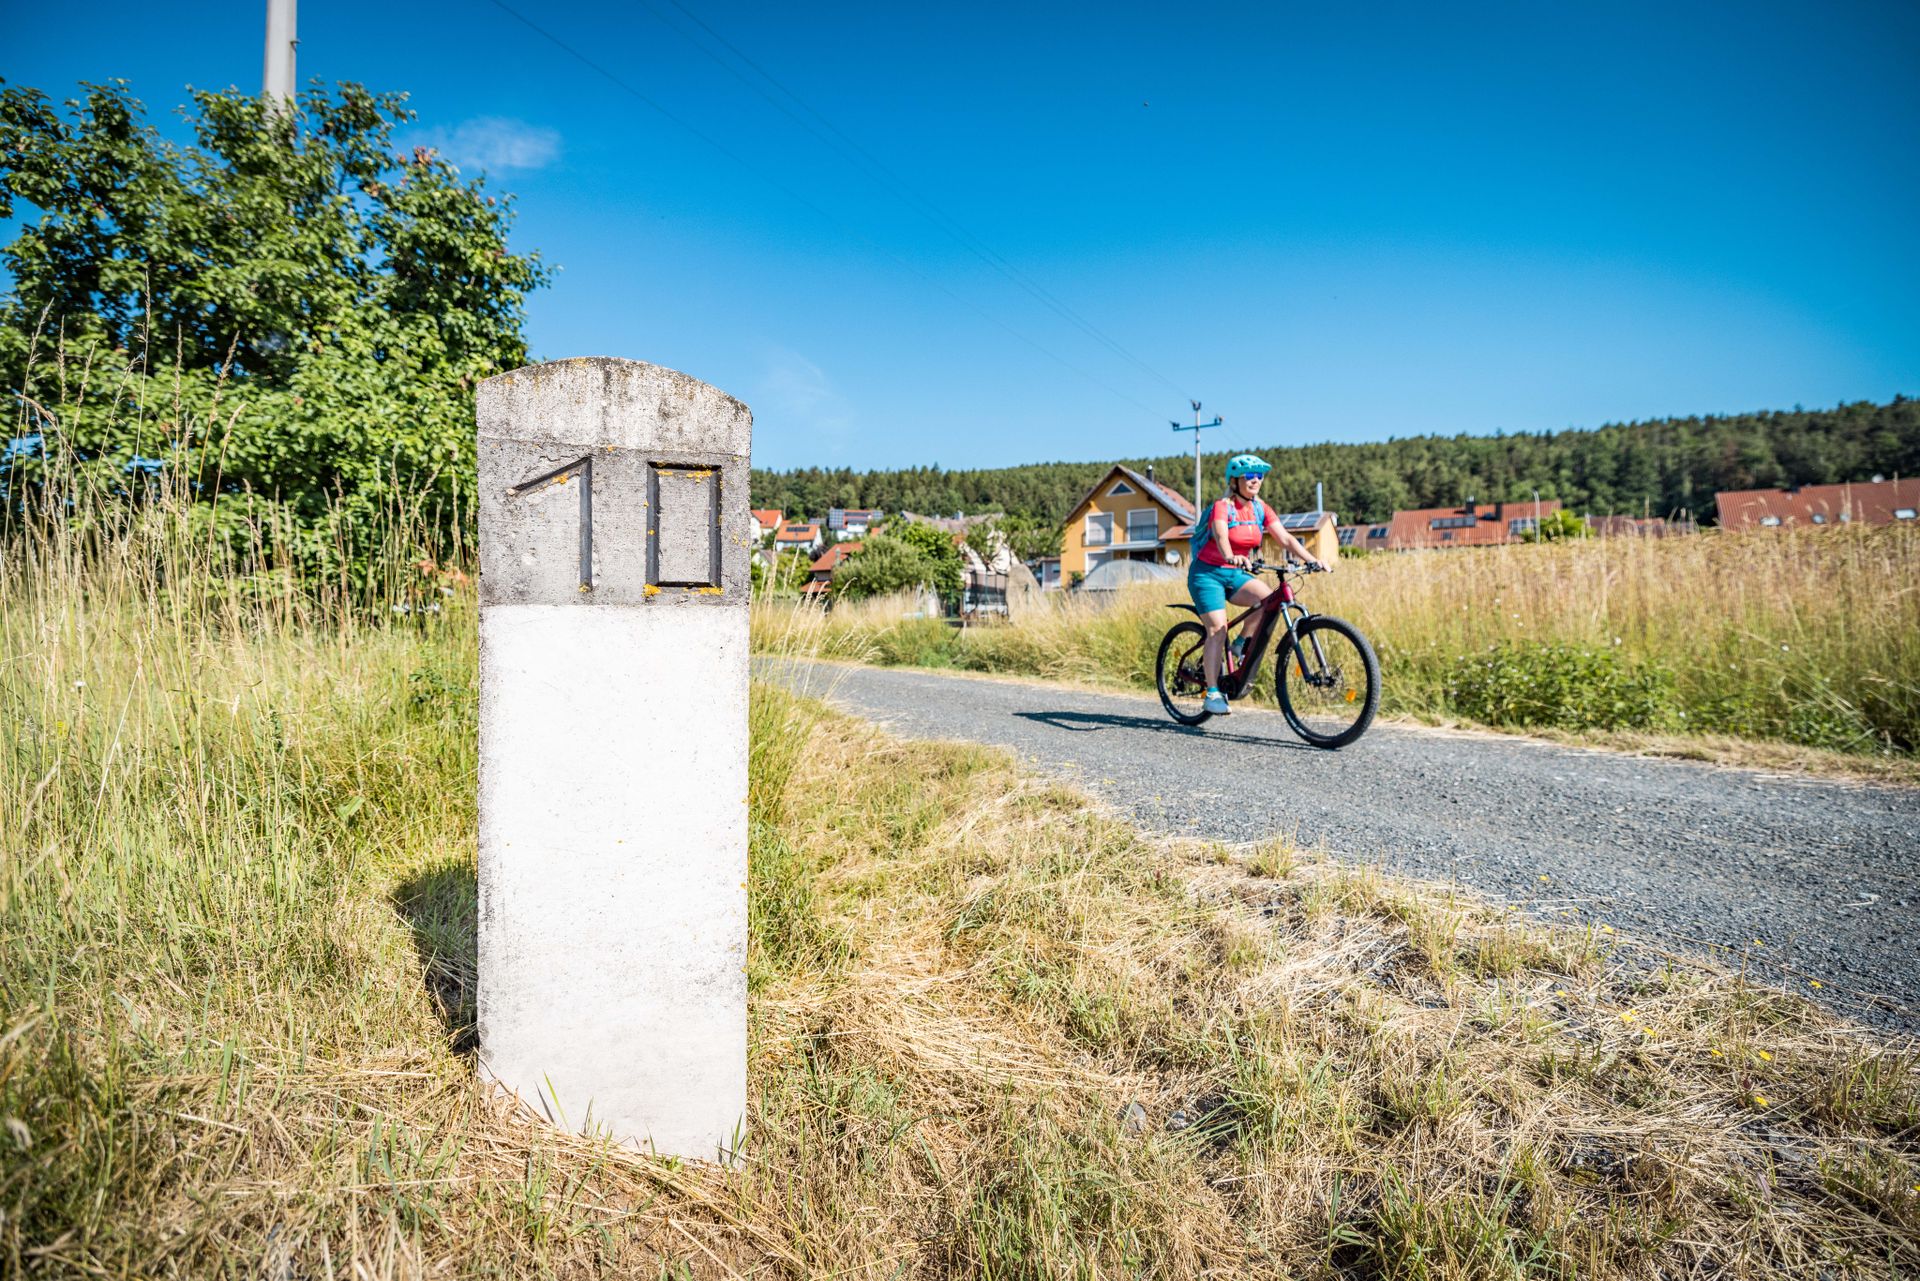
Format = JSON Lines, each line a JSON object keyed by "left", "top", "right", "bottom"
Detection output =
{"left": 1147, "top": 464, "right": 1155, "bottom": 485}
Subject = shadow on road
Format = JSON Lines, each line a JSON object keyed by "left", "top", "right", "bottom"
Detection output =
{"left": 1013, "top": 709, "right": 1310, "bottom": 750}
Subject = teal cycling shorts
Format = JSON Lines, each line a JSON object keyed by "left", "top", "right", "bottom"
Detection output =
{"left": 1188, "top": 561, "right": 1254, "bottom": 613}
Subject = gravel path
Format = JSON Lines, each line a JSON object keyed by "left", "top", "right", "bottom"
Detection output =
{"left": 768, "top": 659, "right": 1920, "bottom": 1029}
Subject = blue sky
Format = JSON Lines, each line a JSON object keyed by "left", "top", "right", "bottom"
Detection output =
{"left": 7, "top": 0, "right": 1918, "bottom": 471}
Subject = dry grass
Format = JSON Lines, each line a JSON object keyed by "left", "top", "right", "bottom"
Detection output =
{"left": 756, "top": 525, "right": 1920, "bottom": 767}
{"left": 6, "top": 463, "right": 1916, "bottom": 1275}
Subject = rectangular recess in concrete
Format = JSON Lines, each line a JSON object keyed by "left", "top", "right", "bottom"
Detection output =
{"left": 649, "top": 464, "right": 721, "bottom": 587}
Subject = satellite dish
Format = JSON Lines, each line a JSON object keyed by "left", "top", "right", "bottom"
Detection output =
{"left": 1164, "top": 549, "right": 1181, "bottom": 565}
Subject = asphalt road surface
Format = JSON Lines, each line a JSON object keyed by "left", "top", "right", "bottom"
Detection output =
{"left": 769, "top": 659, "right": 1920, "bottom": 1029}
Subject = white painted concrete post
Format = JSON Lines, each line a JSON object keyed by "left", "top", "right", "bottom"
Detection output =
{"left": 476, "top": 357, "right": 751, "bottom": 1162}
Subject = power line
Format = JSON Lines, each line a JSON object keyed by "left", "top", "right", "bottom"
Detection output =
{"left": 646, "top": 0, "right": 1188, "bottom": 399}
{"left": 480, "top": 0, "right": 1163, "bottom": 414}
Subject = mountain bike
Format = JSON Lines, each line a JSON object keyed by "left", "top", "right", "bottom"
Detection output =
{"left": 1155, "top": 560, "right": 1381, "bottom": 748}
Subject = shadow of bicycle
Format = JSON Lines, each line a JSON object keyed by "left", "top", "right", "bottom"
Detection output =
{"left": 1012, "top": 709, "right": 1311, "bottom": 751}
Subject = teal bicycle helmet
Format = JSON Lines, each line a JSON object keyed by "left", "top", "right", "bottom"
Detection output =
{"left": 1225, "top": 453, "right": 1271, "bottom": 480}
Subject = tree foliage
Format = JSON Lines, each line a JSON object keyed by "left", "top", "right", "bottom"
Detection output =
{"left": 0, "top": 79, "right": 548, "bottom": 574}
{"left": 829, "top": 535, "right": 940, "bottom": 602}
{"left": 1522, "top": 509, "right": 1590, "bottom": 542}
{"left": 752, "top": 399, "right": 1920, "bottom": 528}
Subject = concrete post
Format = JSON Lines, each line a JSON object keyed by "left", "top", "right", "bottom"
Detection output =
{"left": 476, "top": 357, "right": 752, "bottom": 1162}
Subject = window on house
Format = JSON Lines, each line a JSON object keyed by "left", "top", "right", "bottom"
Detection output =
{"left": 1337, "top": 528, "right": 1356, "bottom": 545}
{"left": 1084, "top": 551, "right": 1109, "bottom": 573}
{"left": 1369, "top": 526, "right": 1389, "bottom": 539}
{"left": 1441, "top": 531, "right": 1454, "bottom": 541}
{"left": 1085, "top": 512, "right": 1112, "bottom": 545}
{"left": 1126, "top": 509, "right": 1158, "bottom": 543}
{"left": 1896, "top": 508, "right": 1917, "bottom": 520}
{"left": 1760, "top": 516, "right": 1782, "bottom": 526}
{"left": 1430, "top": 515, "right": 1477, "bottom": 530}
{"left": 1108, "top": 481, "right": 1135, "bottom": 496}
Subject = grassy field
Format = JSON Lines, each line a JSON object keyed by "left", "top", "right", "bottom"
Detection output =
{"left": 5, "top": 491, "right": 1919, "bottom": 1277}
{"left": 757, "top": 527, "right": 1920, "bottom": 766}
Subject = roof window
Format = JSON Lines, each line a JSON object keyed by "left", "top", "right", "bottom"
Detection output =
{"left": 1760, "top": 516, "right": 1782, "bottom": 526}
{"left": 1896, "top": 508, "right": 1917, "bottom": 520}
{"left": 1810, "top": 513, "right": 1826, "bottom": 524}
{"left": 1430, "top": 515, "right": 1477, "bottom": 530}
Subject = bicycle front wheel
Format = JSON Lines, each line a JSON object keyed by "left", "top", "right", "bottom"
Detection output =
{"left": 1155, "top": 620, "right": 1213, "bottom": 726}
{"left": 1274, "top": 616, "right": 1380, "bottom": 748}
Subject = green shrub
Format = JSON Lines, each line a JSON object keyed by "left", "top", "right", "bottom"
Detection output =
{"left": 1444, "top": 642, "right": 1679, "bottom": 732}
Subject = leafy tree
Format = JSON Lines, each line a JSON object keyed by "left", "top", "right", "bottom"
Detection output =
{"left": 970, "top": 512, "right": 1061, "bottom": 563}
{"left": 830, "top": 535, "right": 940, "bottom": 601}
{"left": 751, "top": 546, "right": 813, "bottom": 598}
{"left": 0, "top": 78, "right": 548, "bottom": 575}
{"left": 890, "top": 520, "right": 965, "bottom": 600}
{"left": 1521, "top": 509, "right": 1590, "bottom": 542}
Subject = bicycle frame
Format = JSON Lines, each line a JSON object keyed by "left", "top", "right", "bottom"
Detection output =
{"left": 1218, "top": 573, "right": 1327, "bottom": 700}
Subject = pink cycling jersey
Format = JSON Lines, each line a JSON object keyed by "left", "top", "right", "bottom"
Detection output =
{"left": 1195, "top": 498, "right": 1269, "bottom": 567}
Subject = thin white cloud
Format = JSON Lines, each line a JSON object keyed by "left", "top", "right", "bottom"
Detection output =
{"left": 761, "top": 347, "right": 855, "bottom": 456}
{"left": 408, "top": 117, "right": 562, "bottom": 175}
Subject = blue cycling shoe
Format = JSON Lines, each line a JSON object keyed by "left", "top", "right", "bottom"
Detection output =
{"left": 1203, "top": 689, "right": 1231, "bottom": 715}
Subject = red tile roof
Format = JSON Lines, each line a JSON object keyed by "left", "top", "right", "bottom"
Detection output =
{"left": 1715, "top": 478, "right": 1920, "bottom": 529}
{"left": 1386, "top": 500, "right": 1562, "bottom": 549}
{"left": 752, "top": 508, "right": 784, "bottom": 528}
{"left": 811, "top": 540, "right": 863, "bottom": 572}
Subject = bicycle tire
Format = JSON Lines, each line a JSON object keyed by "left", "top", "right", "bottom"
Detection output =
{"left": 1155, "top": 620, "right": 1213, "bottom": 726}
{"left": 1274, "top": 615, "right": 1380, "bottom": 748}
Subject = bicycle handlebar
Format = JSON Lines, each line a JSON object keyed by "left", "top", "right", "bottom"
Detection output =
{"left": 1246, "top": 558, "right": 1328, "bottom": 575}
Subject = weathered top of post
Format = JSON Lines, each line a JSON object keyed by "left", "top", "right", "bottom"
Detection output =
{"left": 478, "top": 357, "right": 751, "bottom": 456}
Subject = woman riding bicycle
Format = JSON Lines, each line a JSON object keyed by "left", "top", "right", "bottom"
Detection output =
{"left": 1188, "top": 454, "right": 1330, "bottom": 715}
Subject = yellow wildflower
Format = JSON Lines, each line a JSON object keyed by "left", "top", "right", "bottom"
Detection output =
{"left": 1809, "top": 980, "right": 1823, "bottom": 989}
{"left": 1753, "top": 1094, "right": 1769, "bottom": 1107}
{"left": 1756, "top": 1050, "right": 1772, "bottom": 1062}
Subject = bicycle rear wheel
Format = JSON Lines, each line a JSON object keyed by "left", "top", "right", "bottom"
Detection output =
{"left": 1274, "top": 616, "right": 1380, "bottom": 748}
{"left": 1155, "top": 621, "right": 1213, "bottom": 726}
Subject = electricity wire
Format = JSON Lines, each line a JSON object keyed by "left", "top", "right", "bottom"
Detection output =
{"left": 645, "top": 0, "right": 1189, "bottom": 399}
{"left": 481, "top": 0, "right": 1165, "bottom": 414}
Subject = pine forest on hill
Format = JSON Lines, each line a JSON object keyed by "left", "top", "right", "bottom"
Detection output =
{"left": 750, "top": 397, "right": 1920, "bottom": 526}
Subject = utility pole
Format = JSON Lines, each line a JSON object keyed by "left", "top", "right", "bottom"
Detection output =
{"left": 1169, "top": 400, "right": 1223, "bottom": 516}
{"left": 263, "top": 0, "right": 297, "bottom": 105}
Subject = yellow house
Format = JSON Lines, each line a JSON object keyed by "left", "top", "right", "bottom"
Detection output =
{"left": 1270, "top": 510, "right": 1342, "bottom": 566}
{"left": 1061, "top": 465, "right": 1341, "bottom": 582}
{"left": 1060, "top": 465, "right": 1198, "bottom": 581}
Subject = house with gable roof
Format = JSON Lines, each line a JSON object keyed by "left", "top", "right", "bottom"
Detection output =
{"left": 1060, "top": 465, "right": 1198, "bottom": 581}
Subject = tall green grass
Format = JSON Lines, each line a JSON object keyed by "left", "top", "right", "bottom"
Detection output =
{"left": 758, "top": 527, "right": 1920, "bottom": 753}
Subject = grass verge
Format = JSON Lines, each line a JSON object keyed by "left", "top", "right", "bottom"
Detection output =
{"left": 5, "top": 571, "right": 1916, "bottom": 1273}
